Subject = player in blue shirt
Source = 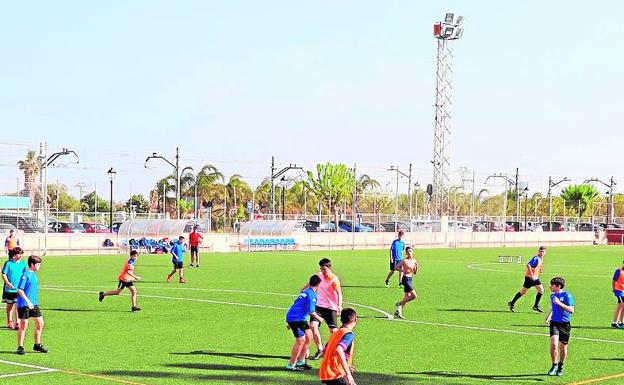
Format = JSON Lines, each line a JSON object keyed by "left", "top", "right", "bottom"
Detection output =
{"left": 167, "top": 236, "right": 186, "bottom": 283}
{"left": 544, "top": 276, "right": 574, "bottom": 377}
{"left": 16, "top": 255, "right": 47, "bottom": 355}
{"left": 285, "top": 275, "right": 323, "bottom": 372}
{"left": 385, "top": 230, "right": 405, "bottom": 288}
{"left": 611, "top": 262, "right": 624, "bottom": 328}
{"left": 2, "top": 246, "right": 26, "bottom": 330}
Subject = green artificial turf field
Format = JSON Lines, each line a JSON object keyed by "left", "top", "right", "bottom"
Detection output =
{"left": 2, "top": 246, "right": 624, "bottom": 385}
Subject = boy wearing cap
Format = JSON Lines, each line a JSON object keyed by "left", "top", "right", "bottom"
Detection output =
{"left": 545, "top": 276, "right": 575, "bottom": 376}
{"left": 99, "top": 250, "right": 142, "bottom": 312}
{"left": 2, "top": 246, "right": 26, "bottom": 329}
{"left": 16, "top": 255, "right": 47, "bottom": 355}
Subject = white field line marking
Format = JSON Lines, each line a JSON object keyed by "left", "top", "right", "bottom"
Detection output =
{"left": 44, "top": 286, "right": 624, "bottom": 345}
{"left": 0, "top": 359, "right": 58, "bottom": 379}
{"left": 466, "top": 262, "right": 610, "bottom": 278}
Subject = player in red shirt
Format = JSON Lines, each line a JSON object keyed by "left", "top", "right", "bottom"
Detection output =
{"left": 188, "top": 226, "right": 203, "bottom": 268}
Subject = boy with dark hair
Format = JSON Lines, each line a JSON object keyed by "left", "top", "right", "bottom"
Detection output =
{"left": 545, "top": 276, "right": 575, "bottom": 376}
{"left": 394, "top": 246, "right": 418, "bottom": 319}
{"left": 508, "top": 246, "right": 546, "bottom": 313}
{"left": 320, "top": 308, "right": 358, "bottom": 385}
{"left": 167, "top": 236, "right": 186, "bottom": 283}
{"left": 285, "top": 275, "right": 323, "bottom": 371}
{"left": 16, "top": 255, "right": 47, "bottom": 355}
{"left": 385, "top": 230, "right": 405, "bottom": 288}
{"left": 99, "top": 250, "right": 142, "bottom": 312}
{"left": 611, "top": 261, "right": 624, "bottom": 328}
{"left": 4, "top": 229, "right": 20, "bottom": 258}
{"left": 188, "top": 226, "right": 203, "bottom": 268}
{"left": 2, "top": 246, "right": 26, "bottom": 329}
{"left": 309, "top": 258, "right": 343, "bottom": 360}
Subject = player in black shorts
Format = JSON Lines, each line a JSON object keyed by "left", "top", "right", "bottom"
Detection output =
{"left": 508, "top": 247, "right": 546, "bottom": 313}
{"left": 545, "top": 277, "right": 575, "bottom": 376}
{"left": 393, "top": 247, "right": 418, "bottom": 319}
{"left": 98, "top": 251, "right": 142, "bottom": 312}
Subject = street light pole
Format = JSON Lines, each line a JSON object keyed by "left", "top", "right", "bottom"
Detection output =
{"left": 107, "top": 168, "right": 116, "bottom": 233}
{"left": 548, "top": 176, "right": 570, "bottom": 231}
{"left": 270, "top": 157, "right": 303, "bottom": 219}
{"left": 145, "top": 147, "right": 182, "bottom": 219}
{"left": 389, "top": 166, "right": 411, "bottom": 232}
{"left": 583, "top": 177, "right": 616, "bottom": 225}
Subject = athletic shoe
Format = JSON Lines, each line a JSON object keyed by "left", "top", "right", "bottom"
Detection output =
{"left": 131, "top": 307, "right": 142, "bottom": 312}
{"left": 179, "top": 278, "right": 187, "bottom": 284}
{"left": 384, "top": 280, "right": 389, "bottom": 288}
{"left": 532, "top": 305, "right": 544, "bottom": 313}
{"left": 309, "top": 350, "right": 323, "bottom": 360}
{"left": 16, "top": 346, "right": 25, "bottom": 355}
{"left": 612, "top": 322, "right": 619, "bottom": 328}
{"left": 286, "top": 364, "right": 304, "bottom": 371}
{"left": 99, "top": 292, "right": 105, "bottom": 302}
{"left": 555, "top": 368, "right": 564, "bottom": 376}
{"left": 547, "top": 365, "right": 558, "bottom": 376}
{"left": 507, "top": 302, "right": 515, "bottom": 313}
{"left": 33, "top": 344, "right": 48, "bottom": 353}
{"left": 196, "top": 265, "right": 200, "bottom": 268}
{"left": 166, "top": 275, "right": 172, "bottom": 283}
{"left": 394, "top": 310, "right": 405, "bottom": 319}
{"left": 7, "top": 322, "right": 13, "bottom": 329}
{"left": 296, "top": 362, "right": 313, "bottom": 370}
{"left": 12, "top": 324, "right": 19, "bottom": 330}
{"left": 618, "top": 323, "right": 624, "bottom": 329}
{"left": 398, "top": 284, "right": 403, "bottom": 289}
{"left": 189, "top": 264, "right": 194, "bottom": 267}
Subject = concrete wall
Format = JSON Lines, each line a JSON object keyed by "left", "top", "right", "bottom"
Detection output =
{"left": 6, "top": 231, "right": 595, "bottom": 256}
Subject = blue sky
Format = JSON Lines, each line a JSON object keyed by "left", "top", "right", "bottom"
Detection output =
{"left": 1, "top": 1, "right": 622, "bottom": 200}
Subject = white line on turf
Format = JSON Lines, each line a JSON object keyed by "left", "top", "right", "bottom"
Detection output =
{"left": 45, "top": 285, "right": 624, "bottom": 345}
{"left": 0, "top": 359, "right": 57, "bottom": 379}
{"left": 466, "top": 262, "right": 610, "bottom": 278}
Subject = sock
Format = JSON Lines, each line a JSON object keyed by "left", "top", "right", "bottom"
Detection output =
{"left": 558, "top": 362, "right": 564, "bottom": 370}
{"left": 510, "top": 292, "right": 522, "bottom": 305}
{"left": 534, "top": 293, "right": 543, "bottom": 307}
{"left": 296, "top": 360, "right": 305, "bottom": 366}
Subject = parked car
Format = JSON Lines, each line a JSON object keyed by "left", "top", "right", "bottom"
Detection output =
{"left": 304, "top": 220, "right": 321, "bottom": 232}
{"left": 49, "top": 221, "right": 86, "bottom": 233}
{"left": 0, "top": 223, "right": 17, "bottom": 232}
{"left": 380, "top": 221, "right": 410, "bottom": 232}
{"left": 541, "top": 221, "right": 565, "bottom": 231}
{"left": 576, "top": 222, "right": 597, "bottom": 232}
{"left": 80, "top": 222, "right": 110, "bottom": 233}
{"left": 598, "top": 223, "right": 624, "bottom": 230}
{"left": 361, "top": 222, "right": 385, "bottom": 232}
{"left": 0, "top": 214, "right": 45, "bottom": 233}
{"left": 448, "top": 221, "right": 472, "bottom": 232}
{"left": 335, "top": 220, "right": 373, "bottom": 232}
{"left": 506, "top": 221, "right": 521, "bottom": 232}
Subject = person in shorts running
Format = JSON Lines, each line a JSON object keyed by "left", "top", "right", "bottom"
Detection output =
{"left": 2, "top": 247, "right": 26, "bottom": 329}
{"left": 393, "top": 246, "right": 418, "bottom": 319}
{"left": 545, "top": 276, "right": 575, "bottom": 377}
{"left": 188, "top": 226, "right": 203, "bottom": 267}
{"left": 508, "top": 246, "right": 546, "bottom": 313}
{"left": 309, "top": 258, "right": 343, "bottom": 360}
{"left": 167, "top": 236, "right": 186, "bottom": 283}
{"left": 285, "top": 275, "right": 323, "bottom": 371}
{"left": 98, "top": 250, "right": 142, "bottom": 312}
{"left": 385, "top": 230, "right": 405, "bottom": 288}
{"left": 16, "top": 255, "right": 47, "bottom": 355}
{"left": 4, "top": 229, "right": 20, "bottom": 258}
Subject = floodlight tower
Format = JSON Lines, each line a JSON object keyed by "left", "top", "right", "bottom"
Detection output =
{"left": 432, "top": 12, "right": 464, "bottom": 216}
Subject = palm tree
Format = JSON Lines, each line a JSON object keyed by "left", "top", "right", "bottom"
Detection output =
{"left": 560, "top": 184, "right": 600, "bottom": 222}
{"left": 17, "top": 150, "right": 42, "bottom": 208}
{"left": 226, "top": 174, "right": 252, "bottom": 223}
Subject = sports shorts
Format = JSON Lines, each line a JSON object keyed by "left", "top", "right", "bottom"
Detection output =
{"left": 549, "top": 321, "right": 571, "bottom": 344}
{"left": 287, "top": 320, "right": 310, "bottom": 338}
{"left": 2, "top": 290, "right": 18, "bottom": 304}
{"left": 311, "top": 306, "right": 337, "bottom": 329}
{"left": 523, "top": 277, "right": 541, "bottom": 289}
{"left": 402, "top": 276, "right": 415, "bottom": 293}
{"left": 118, "top": 280, "right": 134, "bottom": 289}
{"left": 18, "top": 305, "right": 42, "bottom": 319}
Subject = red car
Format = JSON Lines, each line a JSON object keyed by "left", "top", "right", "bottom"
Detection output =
{"left": 80, "top": 223, "right": 111, "bottom": 233}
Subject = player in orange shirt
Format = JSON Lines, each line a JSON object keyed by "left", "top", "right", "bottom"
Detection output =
{"left": 508, "top": 246, "right": 546, "bottom": 313}
{"left": 98, "top": 250, "right": 142, "bottom": 312}
{"left": 319, "top": 308, "right": 357, "bottom": 385}
{"left": 188, "top": 226, "right": 203, "bottom": 268}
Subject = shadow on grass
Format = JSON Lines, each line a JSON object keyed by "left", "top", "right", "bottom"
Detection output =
{"left": 45, "top": 308, "right": 123, "bottom": 313}
{"left": 590, "top": 357, "right": 624, "bottom": 362}
{"left": 99, "top": 369, "right": 418, "bottom": 384}
{"left": 439, "top": 308, "right": 511, "bottom": 313}
{"left": 511, "top": 324, "right": 612, "bottom": 330}
{"left": 400, "top": 371, "right": 545, "bottom": 382}
{"left": 342, "top": 285, "right": 385, "bottom": 289}
{"left": 170, "top": 351, "right": 290, "bottom": 360}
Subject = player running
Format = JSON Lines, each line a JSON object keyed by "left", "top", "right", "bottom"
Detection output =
{"left": 2, "top": 247, "right": 26, "bottom": 330}
{"left": 508, "top": 246, "right": 546, "bottom": 313}
{"left": 385, "top": 230, "right": 405, "bottom": 288}
{"left": 167, "top": 236, "right": 186, "bottom": 283}
{"left": 393, "top": 246, "right": 418, "bottom": 319}
{"left": 309, "top": 258, "right": 343, "bottom": 361}
{"left": 545, "top": 276, "right": 575, "bottom": 377}
{"left": 188, "top": 226, "right": 203, "bottom": 268}
{"left": 611, "top": 261, "right": 624, "bottom": 328}
{"left": 4, "top": 229, "right": 20, "bottom": 258}
{"left": 99, "top": 250, "right": 142, "bottom": 312}
{"left": 285, "top": 275, "right": 323, "bottom": 371}
{"left": 319, "top": 308, "right": 358, "bottom": 385}
{"left": 16, "top": 255, "right": 47, "bottom": 355}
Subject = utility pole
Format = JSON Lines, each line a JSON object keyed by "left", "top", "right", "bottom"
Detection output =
{"left": 583, "top": 177, "right": 617, "bottom": 225}
{"left": 548, "top": 176, "right": 570, "bottom": 231}
{"left": 388, "top": 165, "right": 411, "bottom": 232}
{"left": 270, "top": 157, "right": 302, "bottom": 219}
{"left": 145, "top": 147, "right": 184, "bottom": 219}
{"left": 514, "top": 168, "right": 519, "bottom": 219}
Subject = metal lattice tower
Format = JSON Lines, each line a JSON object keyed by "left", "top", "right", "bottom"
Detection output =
{"left": 432, "top": 13, "right": 464, "bottom": 216}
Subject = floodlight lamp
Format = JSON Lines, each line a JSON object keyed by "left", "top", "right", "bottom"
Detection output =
{"left": 454, "top": 28, "right": 464, "bottom": 39}
{"left": 443, "top": 27, "right": 454, "bottom": 37}
{"left": 445, "top": 13, "right": 454, "bottom": 23}
{"left": 456, "top": 15, "right": 464, "bottom": 25}
{"left": 107, "top": 167, "right": 117, "bottom": 181}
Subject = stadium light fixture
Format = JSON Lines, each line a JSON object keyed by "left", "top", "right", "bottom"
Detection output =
{"left": 107, "top": 168, "right": 116, "bottom": 233}
{"left": 445, "top": 13, "right": 454, "bottom": 23}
